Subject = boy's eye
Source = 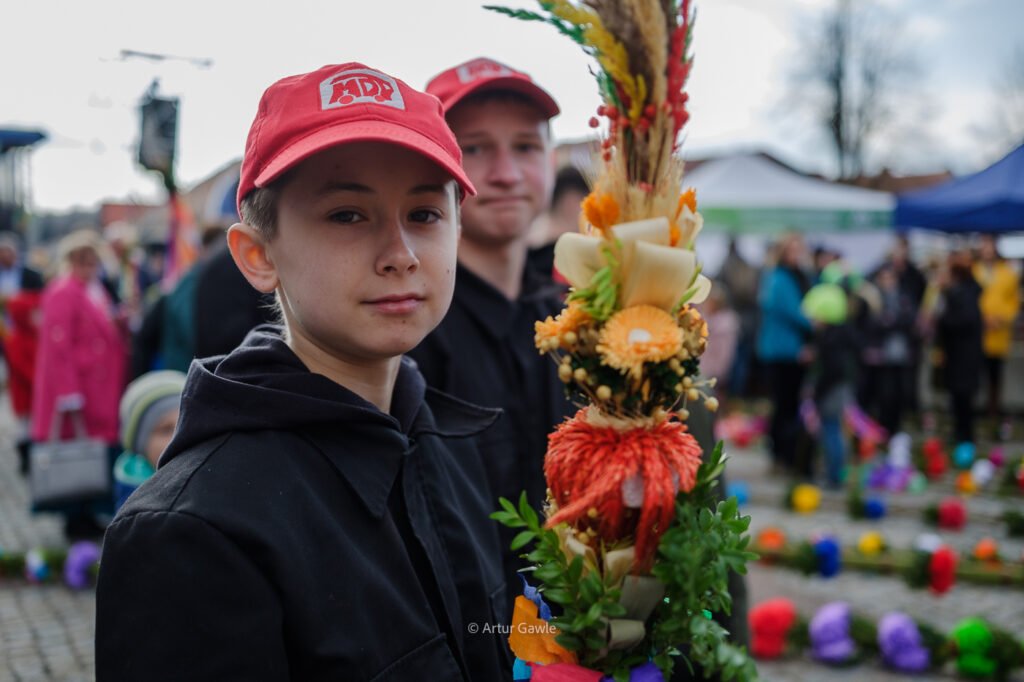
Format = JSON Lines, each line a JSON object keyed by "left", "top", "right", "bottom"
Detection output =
{"left": 515, "top": 142, "right": 543, "bottom": 154}
{"left": 460, "top": 144, "right": 482, "bottom": 156}
{"left": 328, "top": 209, "right": 364, "bottom": 224}
{"left": 409, "top": 208, "right": 442, "bottom": 224}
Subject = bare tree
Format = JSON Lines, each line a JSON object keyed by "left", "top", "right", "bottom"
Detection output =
{"left": 789, "top": 0, "right": 920, "bottom": 179}
{"left": 981, "top": 45, "right": 1024, "bottom": 151}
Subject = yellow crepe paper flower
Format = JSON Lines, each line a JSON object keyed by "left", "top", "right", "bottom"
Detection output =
{"left": 858, "top": 531, "right": 886, "bottom": 556}
{"left": 556, "top": 216, "right": 711, "bottom": 313}
{"left": 597, "top": 305, "right": 682, "bottom": 377}
{"left": 535, "top": 301, "right": 592, "bottom": 351}
{"left": 791, "top": 484, "right": 821, "bottom": 514}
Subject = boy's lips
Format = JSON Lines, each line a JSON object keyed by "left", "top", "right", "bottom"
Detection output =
{"left": 364, "top": 293, "right": 425, "bottom": 315}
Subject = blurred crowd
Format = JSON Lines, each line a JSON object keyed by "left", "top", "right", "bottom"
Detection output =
{"left": 2, "top": 167, "right": 1020, "bottom": 537}
{"left": 706, "top": 231, "right": 1021, "bottom": 489}
{"left": 0, "top": 224, "right": 272, "bottom": 539}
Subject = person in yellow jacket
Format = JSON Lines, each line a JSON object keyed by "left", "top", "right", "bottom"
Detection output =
{"left": 973, "top": 235, "right": 1021, "bottom": 438}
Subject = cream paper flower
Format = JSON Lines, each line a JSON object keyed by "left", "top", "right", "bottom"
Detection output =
{"left": 555, "top": 216, "right": 712, "bottom": 312}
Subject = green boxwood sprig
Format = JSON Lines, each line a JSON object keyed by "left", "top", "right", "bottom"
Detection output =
{"left": 651, "top": 443, "right": 759, "bottom": 681}
{"left": 491, "top": 493, "right": 640, "bottom": 671}
{"left": 493, "top": 442, "right": 759, "bottom": 681}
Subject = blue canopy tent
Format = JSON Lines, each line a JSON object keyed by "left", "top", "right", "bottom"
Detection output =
{"left": 894, "top": 144, "right": 1024, "bottom": 233}
{"left": 0, "top": 129, "right": 46, "bottom": 154}
{"left": 0, "top": 128, "right": 47, "bottom": 234}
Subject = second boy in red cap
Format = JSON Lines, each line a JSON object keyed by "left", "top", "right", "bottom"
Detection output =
{"left": 96, "top": 63, "right": 511, "bottom": 681}
{"left": 409, "top": 58, "right": 575, "bottom": 621}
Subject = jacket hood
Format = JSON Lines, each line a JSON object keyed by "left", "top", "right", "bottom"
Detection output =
{"left": 161, "top": 325, "right": 498, "bottom": 466}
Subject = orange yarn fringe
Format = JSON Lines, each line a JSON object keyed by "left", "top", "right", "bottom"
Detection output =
{"left": 544, "top": 409, "right": 703, "bottom": 569}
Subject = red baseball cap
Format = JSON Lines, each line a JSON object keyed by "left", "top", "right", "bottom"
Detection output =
{"left": 426, "top": 58, "right": 560, "bottom": 118}
{"left": 237, "top": 62, "right": 475, "bottom": 213}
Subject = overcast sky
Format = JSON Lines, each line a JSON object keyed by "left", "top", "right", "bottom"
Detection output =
{"left": 2, "top": 0, "right": 1021, "bottom": 212}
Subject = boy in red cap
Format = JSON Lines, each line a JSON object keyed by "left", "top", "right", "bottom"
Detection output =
{"left": 95, "top": 63, "right": 510, "bottom": 681}
{"left": 408, "top": 58, "right": 575, "bottom": 621}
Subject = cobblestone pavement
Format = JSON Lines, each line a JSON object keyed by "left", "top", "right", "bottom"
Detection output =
{"left": 1, "top": 390, "right": 1022, "bottom": 680}
{"left": 748, "top": 565, "right": 1024, "bottom": 682}
{"left": 727, "top": 443, "right": 1024, "bottom": 569}
{"left": 732, "top": 437, "right": 1024, "bottom": 682}
{"left": 0, "top": 393, "right": 95, "bottom": 682}
{"left": 0, "top": 588, "right": 93, "bottom": 682}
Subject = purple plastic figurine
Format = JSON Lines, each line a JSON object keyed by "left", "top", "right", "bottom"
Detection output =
{"left": 63, "top": 541, "right": 101, "bottom": 590}
{"left": 810, "top": 602, "right": 856, "bottom": 664}
{"left": 878, "top": 612, "right": 930, "bottom": 672}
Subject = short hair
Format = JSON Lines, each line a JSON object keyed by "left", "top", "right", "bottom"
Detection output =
{"left": 239, "top": 182, "right": 283, "bottom": 240}
{"left": 552, "top": 166, "right": 589, "bottom": 205}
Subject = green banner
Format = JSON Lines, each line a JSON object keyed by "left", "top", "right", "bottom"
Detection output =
{"left": 701, "top": 207, "right": 892, "bottom": 234}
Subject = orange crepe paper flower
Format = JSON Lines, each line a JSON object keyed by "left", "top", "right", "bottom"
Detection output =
{"left": 536, "top": 301, "right": 593, "bottom": 351}
{"left": 581, "top": 191, "right": 620, "bottom": 235}
{"left": 508, "top": 596, "right": 577, "bottom": 665}
{"left": 597, "top": 306, "right": 683, "bottom": 378}
{"left": 670, "top": 188, "right": 697, "bottom": 246}
{"left": 973, "top": 538, "right": 999, "bottom": 562}
{"left": 756, "top": 527, "right": 787, "bottom": 551}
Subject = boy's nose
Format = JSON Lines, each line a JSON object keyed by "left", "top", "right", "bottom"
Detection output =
{"left": 376, "top": 223, "right": 419, "bottom": 275}
{"left": 486, "top": 147, "right": 524, "bottom": 186}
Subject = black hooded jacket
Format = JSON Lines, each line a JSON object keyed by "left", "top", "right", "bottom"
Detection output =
{"left": 95, "top": 327, "right": 512, "bottom": 681}
{"left": 408, "top": 265, "right": 574, "bottom": 620}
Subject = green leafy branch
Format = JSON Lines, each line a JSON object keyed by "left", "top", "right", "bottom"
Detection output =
{"left": 492, "top": 493, "right": 644, "bottom": 669}
{"left": 650, "top": 442, "right": 759, "bottom": 681}
{"left": 491, "top": 443, "right": 757, "bottom": 680}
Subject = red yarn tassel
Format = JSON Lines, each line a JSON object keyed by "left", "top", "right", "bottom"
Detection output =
{"left": 544, "top": 410, "right": 702, "bottom": 569}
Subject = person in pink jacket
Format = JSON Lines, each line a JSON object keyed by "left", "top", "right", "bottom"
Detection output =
{"left": 31, "top": 230, "right": 128, "bottom": 538}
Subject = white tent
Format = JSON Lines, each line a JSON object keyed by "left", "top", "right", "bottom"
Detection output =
{"left": 681, "top": 153, "right": 897, "bottom": 274}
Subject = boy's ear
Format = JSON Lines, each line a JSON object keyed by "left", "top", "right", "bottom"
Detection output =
{"left": 227, "top": 223, "right": 278, "bottom": 293}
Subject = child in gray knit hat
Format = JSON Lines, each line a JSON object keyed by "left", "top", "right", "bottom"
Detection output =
{"left": 113, "top": 370, "right": 186, "bottom": 512}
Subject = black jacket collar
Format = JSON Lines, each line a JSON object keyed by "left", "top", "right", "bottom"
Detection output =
{"left": 454, "top": 263, "right": 566, "bottom": 341}
{"left": 165, "top": 325, "right": 499, "bottom": 518}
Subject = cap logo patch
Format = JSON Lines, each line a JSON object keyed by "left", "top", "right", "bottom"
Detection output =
{"left": 456, "top": 59, "right": 514, "bottom": 84}
{"left": 320, "top": 69, "right": 405, "bottom": 111}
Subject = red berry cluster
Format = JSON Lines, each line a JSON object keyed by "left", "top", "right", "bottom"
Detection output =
{"left": 666, "top": 0, "right": 694, "bottom": 139}
{"left": 593, "top": 104, "right": 624, "bottom": 161}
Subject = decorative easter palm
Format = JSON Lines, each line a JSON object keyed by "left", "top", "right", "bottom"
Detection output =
{"left": 485, "top": 1, "right": 757, "bottom": 680}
